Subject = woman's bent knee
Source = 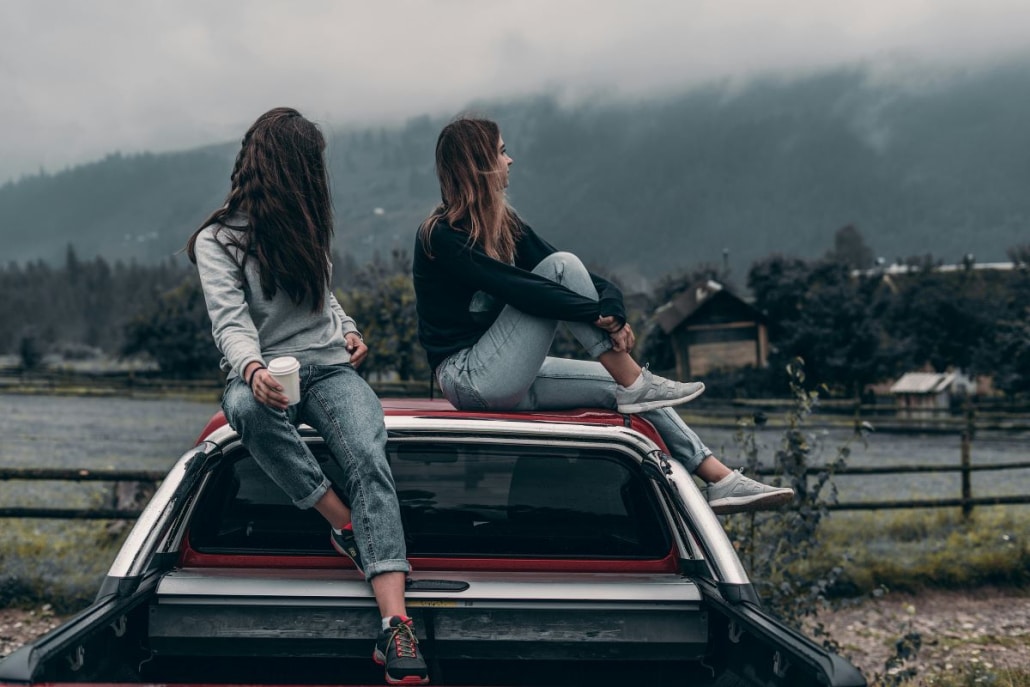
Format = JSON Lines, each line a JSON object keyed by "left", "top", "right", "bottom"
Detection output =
{"left": 534, "top": 251, "right": 596, "bottom": 298}
{"left": 535, "top": 251, "right": 587, "bottom": 280}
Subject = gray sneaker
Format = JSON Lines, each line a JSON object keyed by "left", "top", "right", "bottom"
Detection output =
{"left": 615, "top": 368, "right": 705, "bottom": 414}
{"left": 705, "top": 470, "right": 794, "bottom": 514}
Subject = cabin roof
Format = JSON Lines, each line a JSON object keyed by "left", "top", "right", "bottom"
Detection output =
{"left": 889, "top": 372, "right": 957, "bottom": 395}
{"left": 653, "top": 279, "right": 763, "bottom": 334}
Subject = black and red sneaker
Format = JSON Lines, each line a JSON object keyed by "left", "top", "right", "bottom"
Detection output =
{"left": 373, "top": 616, "right": 429, "bottom": 685}
{"left": 330, "top": 524, "right": 364, "bottom": 575}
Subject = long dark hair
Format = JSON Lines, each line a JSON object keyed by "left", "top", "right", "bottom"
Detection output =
{"left": 419, "top": 117, "right": 520, "bottom": 261}
{"left": 186, "top": 107, "right": 333, "bottom": 311}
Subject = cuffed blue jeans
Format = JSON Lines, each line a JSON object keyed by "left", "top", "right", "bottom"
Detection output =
{"left": 222, "top": 363, "right": 409, "bottom": 580}
{"left": 435, "top": 251, "right": 713, "bottom": 473}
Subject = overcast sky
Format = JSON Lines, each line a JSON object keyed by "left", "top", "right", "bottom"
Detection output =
{"left": 2, "top": 0, "right": 1029, "bottom": 185}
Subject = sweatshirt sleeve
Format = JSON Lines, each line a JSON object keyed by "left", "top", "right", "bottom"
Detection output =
{"left": 588, "top": 271, "right": 626, "bottom": 325}
{"left": 328, "top": 291, "right": 360, "bottom": 338}
{"left": 193, "top": 227, "right": 265, "bottom": 378}
{"left": 428, "top": 225, "right": 620, "bottom": 323}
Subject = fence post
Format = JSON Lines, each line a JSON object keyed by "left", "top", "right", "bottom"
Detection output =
{"left": 960, "top": 401, "right": 975, "bottom": 520}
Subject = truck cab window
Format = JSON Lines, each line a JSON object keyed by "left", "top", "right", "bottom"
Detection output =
{"left": 189, "top": 441, "right": 670, "bottom": 560}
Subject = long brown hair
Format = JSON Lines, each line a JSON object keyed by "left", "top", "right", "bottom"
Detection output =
{"left": 419, "top": 117, "right": 521, "bottom": 261}
{"left": 186, "top": 107, "right": 333, "bottom": 311}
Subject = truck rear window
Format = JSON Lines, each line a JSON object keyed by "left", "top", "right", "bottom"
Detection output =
{"left": 188, "top": 441, "right": 671, "bottom": 560}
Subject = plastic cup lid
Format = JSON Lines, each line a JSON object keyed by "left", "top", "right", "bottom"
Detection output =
{"left": 267, "top": 356, "right": 300, "bottom": 375}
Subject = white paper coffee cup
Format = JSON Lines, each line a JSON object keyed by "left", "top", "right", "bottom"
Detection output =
{"left": 266, "top": 356, "right": 301, "bottom": 406}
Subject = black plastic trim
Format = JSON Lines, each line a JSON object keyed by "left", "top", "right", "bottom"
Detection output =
{"left": 697, "top": 577, "right": 866, "bottom": 687}
{"left": 718, "top": 581, "right": 761, "bottom": 606}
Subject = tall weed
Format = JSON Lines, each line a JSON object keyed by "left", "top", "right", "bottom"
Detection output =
{"left": 723, "top": 358, "right": 861, "bottom": 626}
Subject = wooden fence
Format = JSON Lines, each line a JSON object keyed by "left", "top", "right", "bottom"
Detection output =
{"left": 2, "top": 455, "right": 1029, "bottom": 520}
{"left": 751, "top": 461, "right": 1030, "bottom": 513}
{"left": 0, "top": 467, "right": 165, "bottom": 519}
{"left": 688, "top": 403, "right": 1030, "bottom": 434}
{"left": 0, "top": 371, "right": 432, "bottom": 399}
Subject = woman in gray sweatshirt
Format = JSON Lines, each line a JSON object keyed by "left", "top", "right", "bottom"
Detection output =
{"left": 186, "top": 107, "right": 428, "bottom": 686}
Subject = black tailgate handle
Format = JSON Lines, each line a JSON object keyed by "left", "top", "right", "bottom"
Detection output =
{"left": 406, "top": 578, "right": 470, "bottom": 592}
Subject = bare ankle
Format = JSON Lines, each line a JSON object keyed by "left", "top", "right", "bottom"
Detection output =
{"left": 598, "top": 350, "right": 641, "bottom": 387}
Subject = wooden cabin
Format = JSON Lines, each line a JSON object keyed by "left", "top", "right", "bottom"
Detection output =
{"left": 653, "top": 280, "right": 768, "bottom": 380}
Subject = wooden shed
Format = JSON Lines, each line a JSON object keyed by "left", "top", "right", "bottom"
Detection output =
{"left": 889, "top": 371, "right": 975, "bottom": 417}
{"left": 653, "top": 280, "right": 768, "bottom": 380}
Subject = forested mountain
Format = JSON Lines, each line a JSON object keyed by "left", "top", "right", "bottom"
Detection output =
{"left": 3, "top": 60, "right": 1029, "bottom": 282}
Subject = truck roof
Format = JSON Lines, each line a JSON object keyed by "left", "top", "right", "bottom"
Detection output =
{"left": 196, "top": 397, "right": 667, "bottom": 449}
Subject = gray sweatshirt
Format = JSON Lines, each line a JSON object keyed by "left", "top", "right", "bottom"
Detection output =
{"left": 194, "top": 218, "right": 360, "bottom": 380}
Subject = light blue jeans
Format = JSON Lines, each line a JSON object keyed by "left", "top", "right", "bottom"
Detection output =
{"left": 435, "top": 252, "right": 713, "bottom": 472}
{"left": 222, "top": 363, "right": 409, "bottom": 580}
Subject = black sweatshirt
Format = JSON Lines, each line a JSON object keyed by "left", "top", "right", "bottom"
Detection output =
{"left": 413, "top": 220, "right": 626, "bottom": 372}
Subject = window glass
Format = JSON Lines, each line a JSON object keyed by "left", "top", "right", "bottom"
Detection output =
{"left": 190, "top": 442, "right": 670, "bottom": 559}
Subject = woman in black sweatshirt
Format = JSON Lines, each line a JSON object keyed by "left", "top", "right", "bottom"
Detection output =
{"left": 413, "top": 117, "right": 793, "bottom": 514}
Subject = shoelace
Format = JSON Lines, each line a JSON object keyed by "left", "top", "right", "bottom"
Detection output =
{"left": 390, "top": 620, "right": 419, "bottom": 658}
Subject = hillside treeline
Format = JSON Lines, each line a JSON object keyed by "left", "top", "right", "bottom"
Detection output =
{"left": 4, "top": 62, "right": 1030, "bottom": 280}
{"left": 1, "top": 247, "right": 190, "bottom": 366}
{"left": 0, "top": 245, "right": 370, "bottom": 377}
{"left": 4, "top": 236, "right": 1029, "bottom": 398}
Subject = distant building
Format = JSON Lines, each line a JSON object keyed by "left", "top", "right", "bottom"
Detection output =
{"left": 653, "top": 280, "right": 768, "bottom": 379}
{"left": 852, "top": 261, "right": 1017, "bottom": 279}
{"left": 889, "top": 370, "right": 976, "bottom": 416}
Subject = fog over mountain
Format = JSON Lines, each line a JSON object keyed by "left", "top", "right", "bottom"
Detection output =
{"left": 2, "top": 61, "right": 1028, "bottom": 285}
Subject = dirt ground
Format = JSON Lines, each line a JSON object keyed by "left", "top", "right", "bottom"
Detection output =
{"left": 0, "top": 604, "right": 61, "bottom": 658}
{"left": 2, "top": 589, "right": 1028, "bottom": 683}
{"left": 806, "top": 587, "right": 1030, "bottom": 683}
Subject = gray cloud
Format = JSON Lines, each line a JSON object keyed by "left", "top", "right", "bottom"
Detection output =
{"left": 2, "top": 0, "right": 1029, "bottom": 183}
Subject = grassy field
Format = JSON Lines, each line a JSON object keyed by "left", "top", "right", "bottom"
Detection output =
{"left": 0, "top": 392, "right": 215, "bottom": 610}
{"left": 0, "top": 520, "right": 128, "bottom": 612}
{"left": 815, "top": 507, "right": 1030, "bottom": 594}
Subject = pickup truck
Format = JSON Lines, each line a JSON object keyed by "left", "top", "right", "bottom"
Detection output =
{"left": 0, "top": 399, "right": 866, "bottom": 686}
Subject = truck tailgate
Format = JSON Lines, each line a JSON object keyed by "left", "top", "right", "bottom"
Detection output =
{"left": 150, "top": 567, "right": 707, "bottom": 661}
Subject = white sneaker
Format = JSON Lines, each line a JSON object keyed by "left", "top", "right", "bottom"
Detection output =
{"left": 615, "top": 368, "right": 705, "bottom": 414}
{"left": 705, "top": 470, "right": 794, "bottom": 514}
